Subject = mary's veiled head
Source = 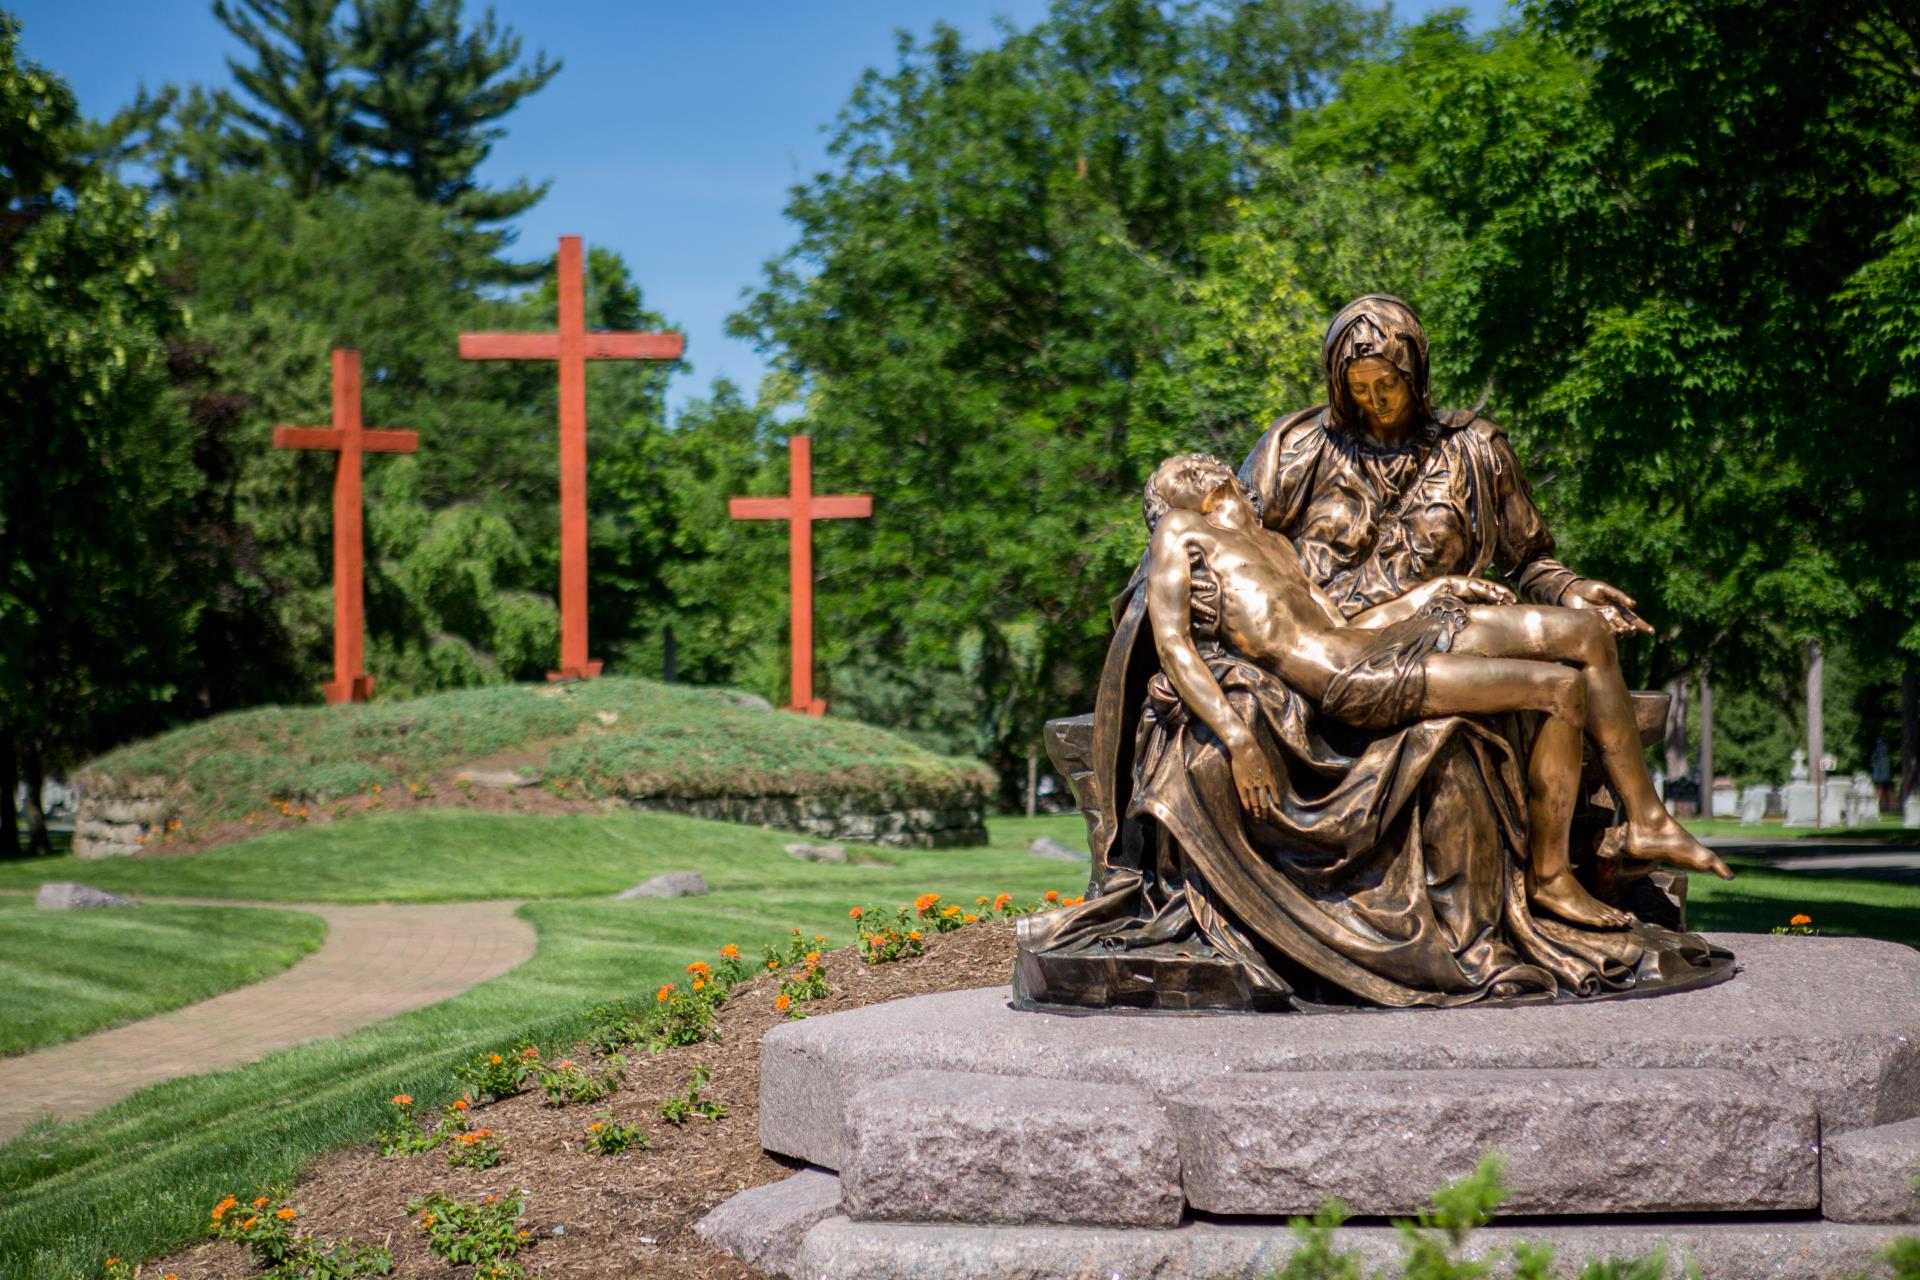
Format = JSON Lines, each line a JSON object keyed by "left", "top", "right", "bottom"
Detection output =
{"left": 1321, "top": 295, "right": 1434, "bottom": 436}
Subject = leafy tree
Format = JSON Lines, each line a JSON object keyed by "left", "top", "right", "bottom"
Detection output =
{"left": 735, "top": 0, "right": 1389, "bottom": 792}
{"left": 1298, "top": 2, "right": 1919, "bottom": 733}
{"left": 0, "top": 16, "right": 194, "bottom": 852}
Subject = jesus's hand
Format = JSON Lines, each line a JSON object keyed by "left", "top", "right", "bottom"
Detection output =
{"left": 1232, "top": 743, "right": 1281, "bottom": 824}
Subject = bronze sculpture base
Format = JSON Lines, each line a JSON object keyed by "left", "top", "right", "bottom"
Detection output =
{"left": 1012, "top": 911, "right": 1736, "bottom": 1015}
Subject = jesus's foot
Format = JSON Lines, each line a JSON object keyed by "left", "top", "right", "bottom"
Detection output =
{"left": 1625, "top": 821, "right": 1734, "bottom": 879}
{"left": 1529, "top": 869, "right": 1633, "bottom": 929}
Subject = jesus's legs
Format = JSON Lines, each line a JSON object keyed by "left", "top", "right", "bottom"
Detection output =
{"left": 1446, "top": 605, "right": 1732, "bottom": 882}
{"left": 1417, "top": 652, "right": 1632, "bottom": 929}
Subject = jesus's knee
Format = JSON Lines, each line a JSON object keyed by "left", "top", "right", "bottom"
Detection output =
{"left": 1540, "top": 667, "right": 1587, "bottom": 724}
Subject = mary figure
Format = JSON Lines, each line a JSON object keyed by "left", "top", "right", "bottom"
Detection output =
{"left": 1016, "top": 296, "right": 1731, "bottom": 1012}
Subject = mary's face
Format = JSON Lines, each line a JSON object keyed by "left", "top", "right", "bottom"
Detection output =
{"left": 1343, "top": 356, "right": 1417, "bottom": 436}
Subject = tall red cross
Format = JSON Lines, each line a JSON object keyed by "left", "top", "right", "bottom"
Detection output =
{"left": 273, "top": 349, "right": 419, "bottom": 704}
{"left": 730, "top": 436, "right": 872, "bottom": 715}
{"left": 459, "top": 235, "right": 685, "bottom": 680}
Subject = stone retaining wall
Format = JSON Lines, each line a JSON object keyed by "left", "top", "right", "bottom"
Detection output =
{"left": 70, "top": 775, "right": 170, "bottom": 859}
{"left": 629, "top": 795, "right": 987, "bottom": 849}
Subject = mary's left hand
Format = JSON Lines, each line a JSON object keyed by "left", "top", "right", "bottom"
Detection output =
{"left": 1563, "top": 578, "right": 1654, "bottom": 637}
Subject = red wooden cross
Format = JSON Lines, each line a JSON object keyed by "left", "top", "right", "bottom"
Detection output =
{"left": 730, "top": 436, "right": 872, "bottom": 715}
{"left": 273, "top": 349, "right": 418, "bottom": 704}
{"left": 459, "top": 235, "right": 685, "bottom": 680}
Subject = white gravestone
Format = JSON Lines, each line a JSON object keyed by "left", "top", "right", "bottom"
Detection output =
{"left": 1711, "top": 779, "right": 1739, "bottom": 818}
{"left": 1905, "top": 793, "right": 1920, "bottom": 828}
{"left": 1846, "top": 773, "right": 1879, "bottom": 828}
{"left": 1783, "top": 749, "right": 1819, "bottom": 826}
{"left": 1739, "top": 785, "right": 1770, "bottom": 825}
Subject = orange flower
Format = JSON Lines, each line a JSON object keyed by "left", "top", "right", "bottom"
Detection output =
{"left": 521, "top": 1045, "right": 540, "bottom": 1059}
{"left": 391, "top": 1094, "right": 413, "bottom": 1106}
{"left": 943, "top": 904, "right": 962, "bottom": 918}
{"left": 589, "top": 1121, "right": 603, "bottom": 1132}
{"left": 1790, "top": 913, "right": 1812, "bottom": 926}
{"left": 914, "top": 893, "right": 940, "bottom": 914}
{"left": 804, "top": 951, "right": 821, "bottom": 965}
{"left": 767, "top": 959, "right": 781, "bottom": 970}
{"left": 211, "top": 1195, "right": 238, "bottom": 1220}
{"left": 453, "top": 1098, "right": 470, "bottom": 1111}
{"left": 868, "top": 936, "right": 885, "bottom": 950}
{"left": 687, "top": 961, "right": 712, "bottom": 977}
{"left": 814, "top": 934, "right": 827, "bottom": 943}
{"left": 1065, "top": 895, "right": 1085, "bottom": 906}
{"left": 518, "top": 1230, "right": 532, "bottom": 1239}
{"left": 1045, "top": 890, "right": 1060, "bottom": 903}
{"left": 252, "top": 1196, "right": 270, "bottom": 1209}
{"left": 775, "top": 993, "right": 792, "bottom": 1011}
{"left": 558, "top": 1058, "right": 575, "bottom": 1071}
{"left": 720, "top": 944, "right": 740, "bottom": 958}
{"left": 993, "top": 893, "right": 1012, "bottom": 910}
{"left": 484, "top": 1195, "right": 499, "bottom": 1205}
{"left": 275, "top": 1207, "right": 297, "bottom": 1221}
{"left": 489, "top": 1054, "right": 504, "bottom": 1065}
{"left": 963, "top": 914, "right": 979, "bottom": 924}
{"left": 105, "top": 1260, "right": 119, "bottom": 1267}
{"left": 240, "top": 1216, "right": 258, "bottom": 1231}
{"left": 693, "top": 977, "right": 707, "bottom": 991}
{"left": 907, "top": 930, "right": 922, "bottom": 942}
{"left": 976, "top": 895, "right": 992, "bottom": 905}
{"left": 848, "top": 906, "right": 864, "bottom": 919}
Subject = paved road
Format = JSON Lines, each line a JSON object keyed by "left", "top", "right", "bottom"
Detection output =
{"left": 1704, "top": 837, "right": 1920, "bottom": 883}
{"left": 0, "top": 898, "right": 535, "bottom": 1144}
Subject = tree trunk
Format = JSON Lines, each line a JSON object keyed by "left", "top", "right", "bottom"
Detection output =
{"left": 21, "top": 738, "right": 50, "bottom": 857}
{"left": 1698, "top": 669, "right": 1715, "bottom": 806}
{"left": 1663, "top": 676, "right": 1690, "bottom": 782}
{"left": 1026, "top": 748, "right": 1039, "bottom": 820}
{"left": 0, "top": 727, "right": 19, "bottom": 859}
{"left": 1902, "top": 670, "right": 1917, "bottom": 806}
{"left": 1807, "top": 641, "right": 1825, "bottom": 830}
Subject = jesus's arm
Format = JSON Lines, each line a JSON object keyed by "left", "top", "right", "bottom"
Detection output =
{"left": 1146, "top": 519, "right": 1281, "bottom": 822}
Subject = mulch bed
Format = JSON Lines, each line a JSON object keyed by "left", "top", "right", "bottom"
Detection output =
{"left": 156, "top": 922, "right": 1020, "bottom": 1279}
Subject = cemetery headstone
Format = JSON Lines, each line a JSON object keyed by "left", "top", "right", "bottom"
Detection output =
{"left": 1846, "top": 772, "right": 1879, "bottom": 828}
{"left": 1783, "top": 749, "right": 1819, "bottom": 826}
{"left": 1905, "top": 792, "right": 1920, "bottom": 828}
{"left": 1739, "top": 784, "right": 1770, "bottom": 825}
{"left": 1710, "top": 778, "right": 1738, "bottom": 818}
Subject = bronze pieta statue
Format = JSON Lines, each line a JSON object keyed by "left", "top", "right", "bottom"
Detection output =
{"left": 1017, "top": 295, "right": 1736, "bottom": 1012}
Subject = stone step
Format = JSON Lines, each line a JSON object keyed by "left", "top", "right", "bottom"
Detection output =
{"left": 701, "top": 1173, "right": 1914, "bottom": 1280}
{"left": 759, "top": 933, "right": 1920, "bottom": 1177}
{"left": 793, "top": 1213, "right": 1910, "bottom": 1280}
{"left": 1171, "top": 1068, "right": 1817, "bottom": 1216}
{"left": 1824, "top": 1116, "right": 1920, "bottom": 1224}
{"left": 839, "top": 1071, "right": 1183, "bottom": 1228}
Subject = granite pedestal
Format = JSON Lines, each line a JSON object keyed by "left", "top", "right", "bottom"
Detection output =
{"left": 703, "top": 934, "right": 1920, "bottom": 1278}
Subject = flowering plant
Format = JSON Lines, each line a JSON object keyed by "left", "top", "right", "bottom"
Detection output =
{"left": 538, "top": 1055, "right": 623, "bottom": 1106}
{"left": 584, "top": 1110, "right": 649, "bottom": 1155}
{"left": 446, "top": 1127, "right": 506, "bottom": 1170}
{"left": 455, "top": 1046, "right": 536, "bottom": 1101}
{"left": 1771, "top": 913, "right": 1818, "bottom": 937}
{"left": 407, "top": 1190, "right": 532, "bottom": 1273}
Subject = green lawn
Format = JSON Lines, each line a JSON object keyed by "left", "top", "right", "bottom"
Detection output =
{"left": 0, "top": 806, "right": 1910, "bottom": 1280}
{"left": 0, "top": 809, "right": 1088, "bottom": 903}
{"left": 0, "top": 812, "right": 1089, "bottom": 1280}
{"left": 1684, "top": 816, "right": 1920, "bottom": 842}
{"left": 0, "top": 900, "right": 328, "bottom": 1057}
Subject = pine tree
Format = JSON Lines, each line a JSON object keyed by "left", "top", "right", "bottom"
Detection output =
{"left": 347, "top": 0, "right": 558, "bottom": 222}
{"left": 212, "top": 0, "right": 355, "bottom": 196}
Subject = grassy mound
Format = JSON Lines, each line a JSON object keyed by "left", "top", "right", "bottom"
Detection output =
{"left": 80, "top": 678, "right": 993, "bottom": 848}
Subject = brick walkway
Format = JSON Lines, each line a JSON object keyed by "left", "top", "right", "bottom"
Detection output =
{"left": 0, "top": 898, "right": 536, "bottom": 1143}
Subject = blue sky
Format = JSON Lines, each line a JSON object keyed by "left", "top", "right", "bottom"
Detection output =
{"left": 14, "top": 1, "right": 1509, "bottom": 415}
